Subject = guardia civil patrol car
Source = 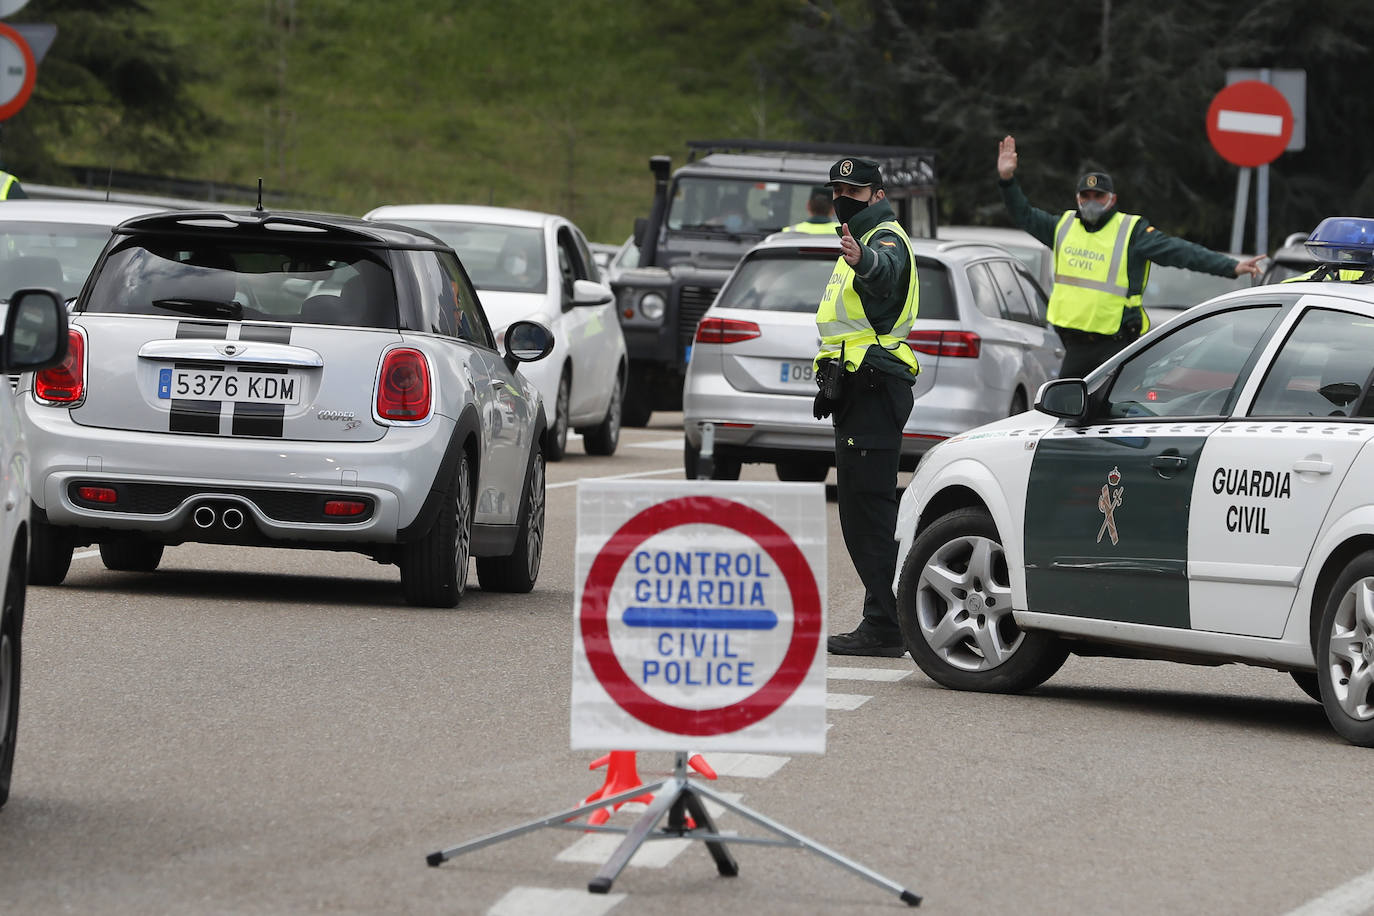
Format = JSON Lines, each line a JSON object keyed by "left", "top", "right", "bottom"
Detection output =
{"left": 893, "top": 217, "right": 1374, "bottom": 746}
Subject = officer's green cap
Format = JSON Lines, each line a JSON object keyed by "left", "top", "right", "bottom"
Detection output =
{"left": 827, "top": 157, "right": 882, "bottom": 188}
{"left": 1077, "top": 171, "right": 1114, "bottom": 194}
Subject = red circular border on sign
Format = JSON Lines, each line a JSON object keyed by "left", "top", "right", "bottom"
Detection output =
{"left": 580, "top": 496, "right": 822, "bottom": 737}
{"left": 0, "top": 24, "right": 34, "bottom": 123}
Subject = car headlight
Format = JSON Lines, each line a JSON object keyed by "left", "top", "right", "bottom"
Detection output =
{"left": 639, "top": 292, "right": 666, "bottom": 322}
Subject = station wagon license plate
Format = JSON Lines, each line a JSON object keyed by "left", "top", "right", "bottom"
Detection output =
{"left": 157, "top": 368, "right": 301, "bottom": 404}
{"left": 778, "top": 361, "right": 814, "bottom": 387}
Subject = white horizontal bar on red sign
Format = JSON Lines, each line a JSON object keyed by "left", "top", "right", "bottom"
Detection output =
{"left": 1216, "top": 110, "right": 1285, "bottom": 136}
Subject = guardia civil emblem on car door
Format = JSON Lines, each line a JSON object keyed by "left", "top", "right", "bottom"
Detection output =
{"left": 1097, "top": 466, "right": 1124, "bottom": 545}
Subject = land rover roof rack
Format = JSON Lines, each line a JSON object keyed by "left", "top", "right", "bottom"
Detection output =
{"left": 684, "top": 139, "right": 936, "bottom": 189}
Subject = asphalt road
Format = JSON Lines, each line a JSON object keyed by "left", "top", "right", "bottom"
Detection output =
{"left": 0, "top": 413, "right": 1370, "bottom": 915}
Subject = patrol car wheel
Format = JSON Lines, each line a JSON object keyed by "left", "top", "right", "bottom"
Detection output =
{"left": 0, "top": 545, "right": 23, "bottom": 807}
{"left": 546, "top": 371, "right": 571, "bottom": 462}
{"left": 1290, "top": 671, "right": 1322, "bottom": 703}
{"left": 1316, "top": 552, "right": 1374, "bottom": 745}
{"left": 896, "top": 507, "right": 1068, "bottom": 693}
{"left": 477, "top": 446, "right": 545, "bottom": 593}
{"left": 401, "top": 452, "right": 472, "bottom": 608}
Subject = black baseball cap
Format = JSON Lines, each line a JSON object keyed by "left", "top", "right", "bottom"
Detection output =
{"left": 827, "top": 157, "right": 883, "bottom": 188}
{"left": 1077, "top": 171, "right": 1114, "bottom": 194}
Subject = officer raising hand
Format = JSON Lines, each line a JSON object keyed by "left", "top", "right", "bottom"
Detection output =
{"left": 996, "top": 133, "right": 1265, "bottom": 378}
{"left": 813, "top": 157, "right": 920, "bottom": 658}
{"left": 838, "top": 223, "right": 862, "bottom": 265}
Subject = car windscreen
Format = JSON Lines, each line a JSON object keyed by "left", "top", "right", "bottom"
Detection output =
{"left": 0, "top": 221, "right": 118, "bottom": 302}
{"left": 716, "top": 250, "right": 955, "bottom": 319}
{"left": 667, "top": 177, "right": 821, "bottom": 235}
{"left": 396, "top": 221, "right": 546, "bottom": 294}
{"left": 82, "top": 237, "right": 399, "bottom": 328}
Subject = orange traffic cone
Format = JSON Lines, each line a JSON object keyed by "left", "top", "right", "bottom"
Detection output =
{"left": 582, "top": 751, "right": 654, "bottom": 826}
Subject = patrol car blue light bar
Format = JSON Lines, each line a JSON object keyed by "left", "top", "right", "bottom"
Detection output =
{"left": 1305, "top": 217, "right": 1374, "bottom": 267}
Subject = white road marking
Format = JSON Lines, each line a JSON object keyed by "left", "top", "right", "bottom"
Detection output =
{"left": 488, "top": 886, "right": 624, "bottom": 915}
{"left": 1217, "top": 109, "right": 1285, "bottom": 136}
{"left": 555, "top": 790, "right": 743, "bottom": 867}
{"left": 548, "top": 467, "right": 681, "bottom": 491}
{"left": 73, "top": 549, "right": 99, "bottom": 561}
{"left": 632, "top": 438, "right": 686, "bottom": 451}
{"left": 826, "top": 693, "right": 871, "bottom": 711}
{"left": 827, "top": 666, "right": 911, "bottom": 682}
{"left": 1284, "top": 869, "right": 1374, "bottom": 916}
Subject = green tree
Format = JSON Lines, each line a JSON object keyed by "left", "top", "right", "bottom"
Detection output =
{"left": 772, "top": 0, "right": 1372, "bottom": 250}
{"left": 4, "top": 0, "right": 215, "bottom": 182}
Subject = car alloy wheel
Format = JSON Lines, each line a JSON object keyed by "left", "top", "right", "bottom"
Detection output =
{"left": 897, "top": 507, "right": 1067, "bottom": 693}
{"left": 476, "top": 446, "right": 544, "bottom": 593}
{"left": 547, "top": 371, "right": 571, "bottom": 461}
{"left": 1317, "top": 551, "right": 1374, "bottom": 745}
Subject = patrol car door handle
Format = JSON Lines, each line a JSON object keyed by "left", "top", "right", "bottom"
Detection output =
{"left": 1150, "top": 454, "right": 1188, "bottom": 475}
{"left": 1293, "top": 459, "right": 1333, "bottom": 474}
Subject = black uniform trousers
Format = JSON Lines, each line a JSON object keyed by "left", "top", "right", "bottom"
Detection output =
{"left": 1054, "top": 315, "right": 1143, "bottom": 379}
{"left": 832, "top": 366, "right": 915, "bottom": 636}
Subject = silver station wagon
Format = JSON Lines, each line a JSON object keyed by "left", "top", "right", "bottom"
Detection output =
{"left": 682, "top": 233, "right": 1064, "bottom": 480}
{"left": 18, "top": 209, "right": 554, "bottom": 607}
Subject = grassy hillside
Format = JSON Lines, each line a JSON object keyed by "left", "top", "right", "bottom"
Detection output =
{"left": 115, "top": 0, "right": 807, "bottom": 243}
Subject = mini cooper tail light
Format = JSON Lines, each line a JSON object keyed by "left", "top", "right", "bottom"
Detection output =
{"left": 323, "top": 500, "right": 367, "bottom": 517}
{"left": 695, "top": 317, "right": 762, "bottom": 345}
{"left": 906, "top": 329, "right": 981, "bottom": 358}
{"left": 377, "top": 348, "right": 431, "bottom": 422}
{"left": 35, "top": 329, "right": 85, "bottom": 403}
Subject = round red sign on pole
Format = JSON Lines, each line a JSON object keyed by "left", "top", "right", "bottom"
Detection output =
{"left": 1206, "top": 80, "right": 1293, "bottom": 168}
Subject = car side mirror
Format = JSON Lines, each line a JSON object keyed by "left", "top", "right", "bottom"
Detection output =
{"left": 571, "top": 279, "right": 613, "bottom": 307}
{"left": 1035, "top": 378, "right": 1088, "bottom": 420}
{"left": 4, "top": 288, "right": 68, "bottom": 372}
{"left": 503, "top": 319, "right": 554, "bottom": 371}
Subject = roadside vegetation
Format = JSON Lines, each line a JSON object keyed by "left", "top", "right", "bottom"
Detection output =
{"left": 4, "top": 0, "right": 1371, "bottom": 247}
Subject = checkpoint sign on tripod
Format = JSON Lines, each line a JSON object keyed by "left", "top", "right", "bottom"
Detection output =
{"left": 425, "top": 480, "right": 922, "bottom": 908}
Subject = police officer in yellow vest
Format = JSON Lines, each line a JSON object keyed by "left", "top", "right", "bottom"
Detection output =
{"left": 812, "top": 157, "right": 919, "bottom": 657}
{"left": 0, "top": 171, "right": 26, "bottom": 200}
{"left": 997, "top": 135, "right": 1264, "bottom": 378}
{"left": 785, "top": 187, "right": 838, "bottom": 234}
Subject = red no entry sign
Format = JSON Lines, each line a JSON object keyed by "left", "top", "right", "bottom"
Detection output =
{"left": 1206, "top": 80, "right": 1293, "bottom": 168}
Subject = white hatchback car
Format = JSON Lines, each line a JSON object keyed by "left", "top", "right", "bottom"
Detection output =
{"left": 893, "top": 217, "right": 1374, "bottom": 746}
{"left": 0, "top": 290, "right": 70, "bottom": 807}
{"left": 365, "top": 205, "right": 627, "bottom": 461}
{"left": 0, "top": 199, "right": 166, "bottom": 303}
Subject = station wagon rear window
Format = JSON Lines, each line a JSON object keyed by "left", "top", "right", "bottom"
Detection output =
{"left": 718, "top": 250, "right": 954, "bottom": 319}
{"left": 0, "top": 222, "right": 117, "bottom": 301}
{"left": 82, "top": 239, "right": 399, "bottom": 329}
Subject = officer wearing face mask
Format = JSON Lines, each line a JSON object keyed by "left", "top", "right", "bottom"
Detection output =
{"left": 997, "top": 134, "right": 1266, "bottom": 378}
{"left": 812, "top": 157, "right": 919, "bottom": 658}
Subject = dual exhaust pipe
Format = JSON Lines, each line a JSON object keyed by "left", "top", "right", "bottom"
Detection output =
{"left": 192, "top": 504, "right": 245, "bottom": 531}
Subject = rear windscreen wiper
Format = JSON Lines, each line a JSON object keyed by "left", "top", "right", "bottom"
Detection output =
{"left": 152, "top": 298, "right": 243, "bottom": 319}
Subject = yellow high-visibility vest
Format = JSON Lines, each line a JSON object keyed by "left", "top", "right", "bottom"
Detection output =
{"left": 814, "top": 220, "right": 919, "bottom": 374}
{"left": 1282, "top": 268, "right": 1371, "bottom": 282}
{"left": 0, "top": 172, "right": 20, "bottom": 200}
{"left": 1048, "top": 211, "right": 1151, "bottom": 336}
{"left": 786, "top": 220, "right": 838, "bottom": 235}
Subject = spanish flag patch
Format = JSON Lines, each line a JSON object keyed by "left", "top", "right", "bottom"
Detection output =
{"left": 879, "top": 240, "right": 897, "bottom": 247}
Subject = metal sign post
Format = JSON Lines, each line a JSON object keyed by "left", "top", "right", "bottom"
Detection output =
{"left": 425, "top": 481, "right": 922, "bottom": 907}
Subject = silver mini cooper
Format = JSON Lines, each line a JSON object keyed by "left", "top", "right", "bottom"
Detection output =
{"left": 19, "top": 209, "right": 553, "bottom": 607}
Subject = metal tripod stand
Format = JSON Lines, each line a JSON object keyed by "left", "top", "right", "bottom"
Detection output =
{"left": 426, "top": 751, "right": 921, "bottom": 906}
